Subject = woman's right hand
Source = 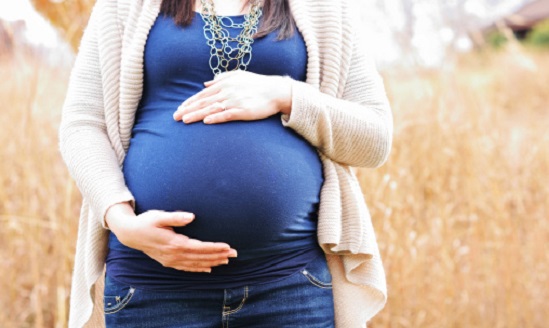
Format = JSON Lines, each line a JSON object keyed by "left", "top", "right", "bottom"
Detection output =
{"left": 105, "top": 202, "right": 237, "bottom": 273}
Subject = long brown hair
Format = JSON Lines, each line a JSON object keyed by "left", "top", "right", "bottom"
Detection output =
{"left": 159, "top": 0, "right": 295, "bottom": 40}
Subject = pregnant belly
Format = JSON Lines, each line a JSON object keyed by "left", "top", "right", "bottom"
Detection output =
{"left": 122, "top": 111, "right": 323, "bottom": 256}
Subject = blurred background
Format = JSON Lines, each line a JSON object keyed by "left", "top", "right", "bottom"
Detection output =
{"left": 1, "top": 0, "right": 548, "bottom": 327}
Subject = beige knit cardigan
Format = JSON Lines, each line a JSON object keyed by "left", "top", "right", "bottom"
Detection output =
{"left": 58, "top": 0, "right": 393, "bottom": 327}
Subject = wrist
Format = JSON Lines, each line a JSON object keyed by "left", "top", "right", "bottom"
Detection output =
{"left": 276, "top": 76, "right": 293, "bottom": 116}
{"left": 104, "top": 201, "right": 136, "bottom": 233}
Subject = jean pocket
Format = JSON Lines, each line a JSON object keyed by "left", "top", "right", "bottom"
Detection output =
{"left": 104, "top": 276, "right": 136, "bottom": 314}
{"left": 300, "top": 254, "right": 333, "bottom": 289}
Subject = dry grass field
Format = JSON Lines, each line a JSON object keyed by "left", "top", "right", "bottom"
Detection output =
{"left": 1, "top": 45, "right": 548, "bottom": 327}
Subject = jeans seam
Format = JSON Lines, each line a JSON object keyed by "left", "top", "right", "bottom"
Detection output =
{"left": 223, "top": 286, "right": 249, "bottom": 316}
{"left": 222, "top": 290, "right": 229, "bottom": 328}
{"left": 104, "top": 287, "right": 136, "bottom": 314}
{"left": 301, "top": 268, "right": 332, "bottom": 289}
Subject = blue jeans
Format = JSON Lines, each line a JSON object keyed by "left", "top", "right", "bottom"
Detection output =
{"left": 104, "top": 254, "right": 335, "bottom": 327}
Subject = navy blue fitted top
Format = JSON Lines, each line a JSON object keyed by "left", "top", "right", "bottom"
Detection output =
{"left": 106, "top": 12, "right": 324, "bottom": 289}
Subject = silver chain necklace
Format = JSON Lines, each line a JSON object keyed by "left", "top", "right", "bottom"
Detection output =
{"left": 199, "top": 0, "right": 263, "bottom": 76}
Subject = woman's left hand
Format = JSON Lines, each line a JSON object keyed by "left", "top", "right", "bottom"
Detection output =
{"left": 173, "top": 70, "right": 292, "bottom": 124}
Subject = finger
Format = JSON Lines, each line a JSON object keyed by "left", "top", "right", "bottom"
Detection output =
{"left": 160, "top": 263, "right": 212, "bottom": 273}
{"left": 179, "top": 87, "right": 220, "bottom": 108}
{"left": 161, "top": 259, "right": 227, "bottom": 271}
{"left": 203, "top": 108, "right": 246, "bottom": 124}
{"left": 178, "top": 259, "right": 231, "bottom": 268}
{"left": 174, "top": 266, "right": 213, "bottom": 273}
{"left": 186, "top": 86, "right": 221, "bottom": 107}
{"left": 182, "top": 101, "right": 226, "bottom": 124}
{"left": 173, "top": 258, "right": 234, "bottom": 272}
{"left": 177, "top": 238, "right": 237, "bottom": 255}
{"left": 173, "top": 89, "right": 224, "bottom": 121}
{"left": 157, "top": 247, "right": 235, "bottom": 270}
{"left": 154, "top": 211, "right": 195, "bottom": 227}
{"left": 176, "top": 251, "right": 236, "bottom": 262}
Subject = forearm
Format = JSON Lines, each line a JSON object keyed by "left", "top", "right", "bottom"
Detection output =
{"left": 58, "top": 1, "right": 134, "bottom": 229}
{"left": 280, "top": 78, "right": 393, "bottom": 168}
{"left": 59, "top": 123, "right": 135, "bottom": 228}
{"left": 278, "top": 20, "right": 393, "bottom": 169}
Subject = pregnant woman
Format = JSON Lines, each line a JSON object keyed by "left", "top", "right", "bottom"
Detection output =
{"left": 58, "top": 0, "right": 393, "bottom": 327}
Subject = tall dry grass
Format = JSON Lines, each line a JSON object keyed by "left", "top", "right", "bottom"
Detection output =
{"left": 1, "top": 46, "right": 548, "bottom": 327}
{"left": 0, "top": 53, "right": 78, "bottom": 328}
{"left": 362, "top": 47, "right": 549, "bottom": 327}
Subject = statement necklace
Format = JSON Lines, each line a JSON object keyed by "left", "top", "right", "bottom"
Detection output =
{"left": 199, "top": 0, "right": 263, "bottom": 76}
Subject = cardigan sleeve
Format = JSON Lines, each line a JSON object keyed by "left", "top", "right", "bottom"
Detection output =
{"left": 280, "top": 18, "right": 393, "bottom": 168}
{"left": 58, "top": 1, "right": 135, "bottom": 229}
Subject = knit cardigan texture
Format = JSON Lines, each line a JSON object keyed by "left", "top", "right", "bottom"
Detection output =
{"left": 58, "top": 0, "right": 394, "bottom": 327}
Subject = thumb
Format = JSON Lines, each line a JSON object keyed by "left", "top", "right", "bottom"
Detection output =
{"left": 154, "top": 211, "right": 195, "bottom": 227}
